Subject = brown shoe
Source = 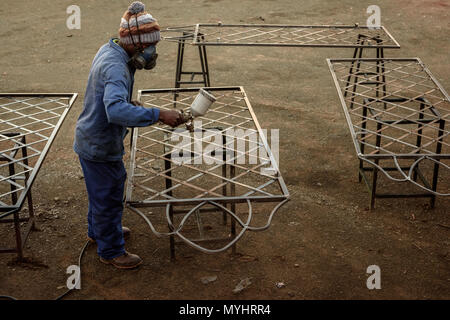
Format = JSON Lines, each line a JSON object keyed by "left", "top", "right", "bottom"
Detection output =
{"left": 87, "top": 226, "right": 131, "bottom": 244}
{"left": 100, "top": 251, "right": 143, "bottom": 269}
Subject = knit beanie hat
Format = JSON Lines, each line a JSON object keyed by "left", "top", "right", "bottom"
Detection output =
{"left": 119, "top": 2, "right": 161, "bottom": 51}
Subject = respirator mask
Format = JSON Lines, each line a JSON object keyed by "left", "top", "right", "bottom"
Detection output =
{"left": 129, "top": 45, "right": 157, "bottom": 70}
{"left": 127, "top": 14, "right": 158, "bottom": 70}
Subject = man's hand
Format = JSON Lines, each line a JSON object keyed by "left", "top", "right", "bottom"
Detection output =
{"left": 131, "top": 100, "right": 142, "bottom": 107}
{"left": 159, "top": 109, "right": 183, "bottom": 127}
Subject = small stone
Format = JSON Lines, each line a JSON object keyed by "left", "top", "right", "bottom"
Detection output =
{"left": 200, "top": 275, "right": 217, "bottom": 284}
{"left": 233, "top": 278, "right": 252, "bottom": 294}
{"left": 276, "top": 282, "right": 286, "bottom": 288}
{"left": 238, "top": 255, "right": 257, "bottom": 262}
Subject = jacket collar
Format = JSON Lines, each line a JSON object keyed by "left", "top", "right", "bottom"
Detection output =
{"left": 109, "top": 38, "right": 131, "bottom": 64}
{"left": 109, "top": 38, "right": 136, "bottom": 73}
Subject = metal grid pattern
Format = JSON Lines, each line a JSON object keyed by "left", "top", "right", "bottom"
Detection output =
{"left": 0, "top": 93, "right": 77, "bottom": 217}
{"left": 126, "top": 87, "right": 289, "bottom": 208}
{"left": 126, "top": 87, "right": 289, "bottom": 255}
{"left": 178, "top": 24, "right": 401, "bottom": 48}
{"left": 327, "top": 58, "right": 449, "bottom": 195}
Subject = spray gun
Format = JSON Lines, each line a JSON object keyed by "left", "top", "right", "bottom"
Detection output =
{"left": 179, "top": 88, "right": 217, "bottom": 131}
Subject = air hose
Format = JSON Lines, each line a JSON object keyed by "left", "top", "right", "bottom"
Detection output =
{"left": 0, "top": 240, "right": 90, "bottom": 300}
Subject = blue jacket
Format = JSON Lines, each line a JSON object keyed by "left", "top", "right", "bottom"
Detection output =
{"left": 74, "top": 38, "right": 160, "bottom": 162}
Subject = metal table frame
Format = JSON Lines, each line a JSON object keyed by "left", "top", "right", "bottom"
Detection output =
{"left": 327, "top": 58, "right": 449, "bottom": 209}
{"left": 0, "top": 93, "right": 78, "bottom": 259}
{"left": 126, "top": 86, "right": 289, "bottom": 259}
{"left": 162, "top": 23, "right": 400, "bottom": 88}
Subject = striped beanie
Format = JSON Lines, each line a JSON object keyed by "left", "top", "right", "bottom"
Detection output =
{"left": 119, "top": 2, "right": 161, "bottom": 51}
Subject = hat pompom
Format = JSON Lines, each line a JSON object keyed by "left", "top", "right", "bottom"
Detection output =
{"left": 128, "top": 1, "right": 145, "bottom": 14}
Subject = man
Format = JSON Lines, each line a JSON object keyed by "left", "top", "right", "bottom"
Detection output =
{"left": 73, "top": 2, "right": 181, "bottom": 269}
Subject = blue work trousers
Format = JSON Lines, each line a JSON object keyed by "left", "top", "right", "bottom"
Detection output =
{"left": 79, "top": 157, "right": 126, "bottom": 259}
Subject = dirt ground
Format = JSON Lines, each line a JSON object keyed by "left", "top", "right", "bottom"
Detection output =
{"left": 0, "top": 0, "right": 449, "bottom": 300}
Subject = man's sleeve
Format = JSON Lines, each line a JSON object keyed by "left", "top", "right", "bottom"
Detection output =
{"left": 102, "top": 64, "right": 160, "bottom": 127}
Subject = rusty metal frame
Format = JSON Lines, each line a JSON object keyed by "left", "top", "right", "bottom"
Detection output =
{"left": 327, "top": 58, "right": 449, "bottom": 208}
{"left": 126, "top": 86, "right": 289, "bottom": 258}
{"left": 127, "top": 86, "right": 289, "bottom": 207}
{"left": 162, "top": 23, "right": 400, "bottom": 88}
{"left": 0, "top": 93, "right": 78, "bottom": 259}
{"left": 163, "top": 23, "right": 400, "bottom": 48}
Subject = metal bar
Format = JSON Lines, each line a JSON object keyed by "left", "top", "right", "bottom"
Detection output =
{"left": 370, "top": 121, "right": 383, "bottom": 209}
{"left": 221, "top": 131, "right": 228, "bottom": 225}
{"left": 193, "top": 42, "right": 401, "bottom": 49}
{"left": 344, "top": 35, "right": 362, "bottom": 99}
{"left": 174, "top": 37, "right": 184, "bottom": 88}
{"left": 163, "top": 143, "right": 176, "bottom": 260}
{"left": 241, "top": 87, "right": 290, "bottom": 198}
{"left": 128, "top": 195, "right": 287, "bottom": 208}
{"left": 359, "top": 104, "right": 368, "bottom": 182}
{"left": 327, "top": 59, "right": 364, "bottom": 157}
{"left": 140, "top": 86, "right": 242, "bottom": 95}
{"left": 196, "top": 23, "right": 390, "bottom": 29}
{"left": 13, "top": 211, "right": 23, "bottom": 259}
{"left": 230, "top": 147, "right": 236, "bottom": 254}
{"left": 328, "top": 58, "right": 419, "bottom": 63}
{"left": 125, "top": 123, "right": 139, "bottom": 202}
{"left": 430, "top": 120, "right": 446, "bottom": 207}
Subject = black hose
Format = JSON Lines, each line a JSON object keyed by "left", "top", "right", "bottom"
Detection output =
{"left": 0, "top": 240, "right": 90, "bottom": 301}
{"left": 55, "top": 240, "right": 90, "bottom": 300}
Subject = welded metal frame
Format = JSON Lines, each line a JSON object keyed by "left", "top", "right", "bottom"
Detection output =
{"left": 163, "top": 24, "right": 400, "bottom": 48}
{"left": 191, "top": 24, "right": 400, "bottom": 48}
{"left": 0, "top": 93, "right": 78, "bottom": 259}
{"left": 127, "top": 87, "right": 289, "bottom": 206}
{"left": 126, "top": 86, "right": 289, "bottom": 259}
{"left": 162, "top": 24, "right": 400, "bottom": 88}
{"left": 327, "top": 58, "right": 450, "bottom": 209}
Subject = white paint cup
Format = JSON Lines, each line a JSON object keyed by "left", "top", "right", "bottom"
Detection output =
{"left": 190, "top": 88, "right": 216, "bottom": 117}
